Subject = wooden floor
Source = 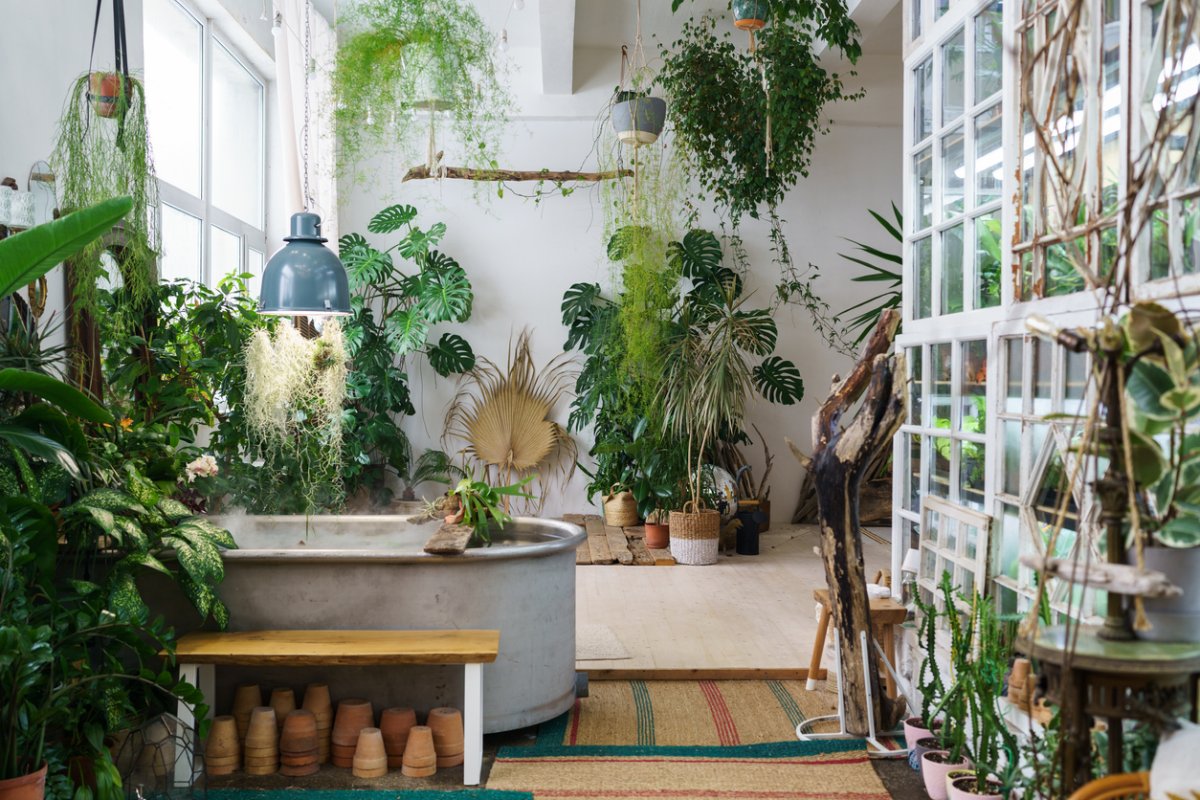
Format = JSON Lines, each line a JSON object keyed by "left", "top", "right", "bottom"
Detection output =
{"left": 567, "top": 514, "right": 676, "bottom": 566}
{"left": 575, "top": 524, "right": 894, "bottom": 675}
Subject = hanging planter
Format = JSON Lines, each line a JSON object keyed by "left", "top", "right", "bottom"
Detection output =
{"left": 87, "top": 71, "right": 135, "bottom": 118}
{"left": 732, "top": 0, "right": 770, "bottom": 30}
{"left": 611, "top": 92, "right": 667, "bottom": 146}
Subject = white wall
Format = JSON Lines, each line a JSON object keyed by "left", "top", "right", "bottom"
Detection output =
{"left": 339, "top": 45, "right": 903, "bottom": 522}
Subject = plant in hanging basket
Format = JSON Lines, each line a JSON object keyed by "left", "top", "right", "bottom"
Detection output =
{"left": 333, "top": 0, "right": 510, "bottom": 178}
{"left": 732, "top": 0, "right": 771, "bottom": 30}
{"left": 87, "top": 71, "right": 136, "bottom": 119}
{"left": 610, "top": 90, "right": 668, "bottom": 147}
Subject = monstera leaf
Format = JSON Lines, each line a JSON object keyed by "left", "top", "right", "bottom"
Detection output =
{"left": 418, "top": 254, "right": 472, "bottom": 323}
{"left": 339, "top": 233, "right": 393, "bottom": 288}
{"left": 668, "top": 229, "right": 722, "bottom": 278}
{"left": 385, "top": 308, "right": 429, "bottom": 356}
{"left": 367, "top": 203, "right": 418, "bottom": 234}
{"left": 753, "top": 356, "right": 804, "bottom": 405}
{"left": 398, "top": 222, "right": 448, "bottom": 259}
{"left": 731, "top": 309, "right": 777, "bottom": 356}
{"left": 427, "top": 333, "right": 476, "bottom": 376}
{"left": 561, "top": 282, "right": 603, "bottom": 326}
{"left": 606, "top": 225, "right": 654, "bottom": 261}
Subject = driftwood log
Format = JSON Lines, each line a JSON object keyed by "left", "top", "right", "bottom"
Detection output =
{"left": 1020, "top": 554, "right": 1182, "bottom": 598}
{"left": 402, "top": 164, "right": 634, "bottom": 183}
{"left": 801, "top": 310, "right": 904, "bottom": 735}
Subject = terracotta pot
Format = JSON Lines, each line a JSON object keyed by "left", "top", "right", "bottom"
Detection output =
{"left": 88, "top": 72, "right": 134, "bottom": 118}
{"left": 949, "top": 775, "right": 1003, "bottom": 800}
{"left": 332, "top": 698, "right": 374, "bottom": 746}
{"left": 922, "top": 751, "right": 970, "bottom": 800}
{"left": 0, "top": 764, "right": 48, "bottom": 800}
{"left": 403, "top": 725, "right": 437, "bottom": 775}
{"left": 732, "top": 0, "right": 770, "bottom": 30}
{"left": 903, "top": 717, "right": 937, "bottom": 751}
{"left": 280, "top": 760, "right": 320, "bottom": 778}
{"left": 270, "top": 688, "right": 296, "bottom": 732}
{"left": 380, "top": 707, "right": 417, "bottom": 756}
{"left": 232, "top": 684, "right": 262, "bottom": 740}
{"left": 644, "top": 522, "right": 669, "bottom": 549}
{"left": 206, "top": 715, "right": 240, "bottom": 757}
{"left": 354, "top": 728, "right": 387, "bottom": 760}
{"left": 281, "top": 709, "right": 319, "bottom": 753}
{"left": 302, "top": 683, "right": 332, "bottom": 715}
{"left": 245, "top": 707, "right": 278, "bottom": 746}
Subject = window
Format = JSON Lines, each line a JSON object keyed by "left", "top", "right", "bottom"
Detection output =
{"left": 145, "top": 0, "right": 267, "bottom": 288}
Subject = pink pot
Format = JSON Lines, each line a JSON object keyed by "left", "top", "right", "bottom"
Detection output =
{"left": 922, "top": 750, "right": 970, "bottom": 800}
{"left": 903, "top": 716, "right": 935, "bottom": 751}
{"left": 948, "top": 775, "right": 1002, "bottom": 800}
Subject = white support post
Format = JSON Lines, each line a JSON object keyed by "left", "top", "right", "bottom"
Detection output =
{"left": 463, "top": 662, "right": 484, "bottom": 786}
{"left": 175, "top": 663, "right": 198, "bottom": 788}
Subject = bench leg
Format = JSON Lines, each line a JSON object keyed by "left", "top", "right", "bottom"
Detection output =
{"left": 464, "top": 663, "right": 483, "bottom": 786}
{"left": 807, "top": 602, "right": 831, "bottom": 691}
{"left": 175, "top": 663, "right": 214, "bottom": 788}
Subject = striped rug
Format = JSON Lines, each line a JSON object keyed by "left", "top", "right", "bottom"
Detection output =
{"left": 485, "top": 681, "right": 891, "bottom": 799}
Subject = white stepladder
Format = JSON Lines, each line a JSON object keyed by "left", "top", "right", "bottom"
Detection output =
{"left": 796, "top": 628, "right": 910, "bottom": 757}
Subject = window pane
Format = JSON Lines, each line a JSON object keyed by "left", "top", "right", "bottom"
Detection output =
{"left": 931, "top": 437, "right": 952, "bottom": 498}
{"left": 974, "top": 104, "right": 1003, "bottom": 206}
{"left": 942, "top": 28, "right": 966, "bottom": 124}
{"left": 160, "top": 205, "right": 202, "bottom": 283}
{"left": 1183, "top": 199, "right": 1200, "bottom": 275}
{"left": 909, "top": 434, "right": 924, "bottom": 511}
{"left": 908, "top": 346, "right": 924, "bottom": 425}
{"left": 974, "top": 212, "right": 1002, "bottom": 308}
{"left": 145, "top": 0, "right": 203, "bottom": 196}
{"left": 1101, "top": 0, "right": 1121, "bottom": 214}
{"left": 911, "top": 0, "right": 923, "bottom": 40}
{"left": 1033, "top": 338, "right": 1054, "bottom": 413}
{"left": 1005, "top": 337, "right": 1024, "bottom": 414}
{"left": 246, "top": 247, "right": 265, "bottom": 299}
{"left": 941, "top": 223, "right": 965, "bottom": 314}
{"left": 1150, "top": 207, "right": 1171, "bottom": 280}
{"left": 914, "top": 57, "right": 934, "bottom": 142}
{"left": 932, "top": 342, "right": 953, "bottom": 425}
{"left": 915, "top": 147, "right": 934, "bottom": 229}
{"left": 914, "top": 236, "right": 933, "bottom": 319}
{"left": 974, "top": 2, "right": 1003, "bottom": 101}
{"left": 942, "top": 127, "right": 965, "bottom": 219}
{"left": 210, "top": 225, "right": 241, "bottom": 284}
{"left": 960, "top": 440, "right": 986, "bottom": 510}
{"left": 212, "top": 40, "right": 264, "bottom": 227}
{"left": 961, "top": 339, "right": 987, "bottom": 433}
{"left": 1064, "top": 348, "right": 1088, "bottom": 416}
{"left": 1002, "top": 420, "right": 1021, "bottom": 495}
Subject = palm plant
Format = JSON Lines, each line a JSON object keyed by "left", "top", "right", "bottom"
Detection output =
{"left": 443, "top": 331, "right": 577, "bottom": 513}
{"left": 835, "top": 204, "right": 903, "bottom": 347}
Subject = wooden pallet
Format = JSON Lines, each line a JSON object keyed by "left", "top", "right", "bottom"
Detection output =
{"left": 564, "top": 514, "right": 675, "bottom": 566}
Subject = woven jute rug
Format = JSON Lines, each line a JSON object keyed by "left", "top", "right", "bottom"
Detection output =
{"left": 485, "top": 681, "right": 891, "bottom": 799}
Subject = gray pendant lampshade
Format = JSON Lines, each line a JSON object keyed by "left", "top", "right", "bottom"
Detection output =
{"left": 259, "top": 212, "right": 351, "bottom": 316}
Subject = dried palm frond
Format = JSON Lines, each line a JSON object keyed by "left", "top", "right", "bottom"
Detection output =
{"left": 443, "top": 330, "right": 578, "bottom": 512}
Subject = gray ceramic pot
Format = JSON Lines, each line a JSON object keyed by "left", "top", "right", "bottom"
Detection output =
{"left": 1133, "top": 545, "right": 1200, "bottom": 643}
{"left": 611, "top": 95, "right": 667, "bottom": 145}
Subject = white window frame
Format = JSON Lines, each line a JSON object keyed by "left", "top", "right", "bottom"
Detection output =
{"left": 150, "top": 0, "right": 268, "bottom": 286}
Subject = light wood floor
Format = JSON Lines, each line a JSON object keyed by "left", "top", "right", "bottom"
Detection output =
{"left": 575, "top": 524, "right": 893, "bottom": 674}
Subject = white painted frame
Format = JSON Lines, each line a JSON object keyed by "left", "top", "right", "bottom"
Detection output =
{"left": 918, "top": 495, "right": 992, "bottom": 608}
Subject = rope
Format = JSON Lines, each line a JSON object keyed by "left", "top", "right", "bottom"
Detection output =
{"left": 302, "top": 0, "right": 312, "bottom": 211}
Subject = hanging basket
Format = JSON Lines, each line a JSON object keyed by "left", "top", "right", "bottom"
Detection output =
{"left": 603, "top": 484, "right": 638, "bottom": 527}
{"left": 611, "top": 95, "right": 667, "bottom": 146}
{"left": 732, "top": 0, "right": 771, "bottom": 30}
{"left": 88, "top": 71, "right": 135, "bottom": 119}
{"left": 668, "top": 501, "right": 720, "bottom": 565}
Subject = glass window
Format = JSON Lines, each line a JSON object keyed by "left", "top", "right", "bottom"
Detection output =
{"left": 942, "top": 29, "right": 966, "bottom": 124}
{"left": 974, "top": 105, "right": 1003, "bottom": 205}
{"left": 914, "top": 236, "right": 933, "bottom": 319}
{"left": 974, "top": 212, "right": 1001, "bottom": 308}
{"left": 161, "top": 205, "right": 203, "bottom": 283}
{"left": 932, "top": 342, "right": 953, "bottom": 424}
{"left": 942, "top": 127, "right": 966, "bottom": 219}
{"left": 211, "top": 40, "right": 265, "bottom": 228}
{"left": 145, "top": 0, "right": 202, "bottom": 196}
{"left": 209, "top": 225, "right": 242, "bottom": 281}
{"left": 915, "top": 148, "right": 934, "bottom": 230}
{"left": 960, "top": 340, "right": 987, "bottom": 433}
{"left": 942, "top": 223, "right": 965, "bottom": 314}
{"left": 914, "top": 57, "right": 934, "bottom": 142}
{"left": 974, "top": 2, "right": 1003, "bottom": 101}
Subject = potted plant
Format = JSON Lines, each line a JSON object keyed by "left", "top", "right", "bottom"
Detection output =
{"left": 610, "top": 88, "right": 668, "bottom": 147}
{"left": 920, "top": 574, "right": 973, "bottom": 800}
{"left": 446, "top": 474, "right": 535, "bottom": 545}
{"left": 732, "top": 0, "right": 771, "bottom": 30}
{"left": 87, "top": 71, "right": 135, "bottom": 119}
{"left": 905, "top": 585, "right": 945, "bottom": 755}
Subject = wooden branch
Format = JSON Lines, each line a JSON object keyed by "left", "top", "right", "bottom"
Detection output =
{"left": 1020, "top": 554, "right": 1182, "bottom": 598}
{"left": 813, "top": 309, "right": 901, "bottom": 451}
{"left": 402, "top": 164, "right": 635, "bottom": 183}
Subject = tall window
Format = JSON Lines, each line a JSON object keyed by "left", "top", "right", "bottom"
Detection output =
{"left": 145, "top": 0, "right": 267, "bottom": 287}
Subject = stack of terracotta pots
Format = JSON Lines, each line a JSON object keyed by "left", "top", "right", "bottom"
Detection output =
{"left": 231, "top": 684, "right": 262, "bottom": 742}
{"left": 380, "top": 707, "right": 417, "bottom": 770}
{"left": 244, "top": 707, "right": 279, "bottom": 775}
{"left": 204, "top": 716, "right": 240, "bottom": 776}
{"left": 279, "top": 709, "right": 320, "bottom": 777}
{"left": 331, "top": 698, "right": 374, "bottom": 768}
{"left": 302, "top": 683, "right": 333, "bottom": 764}
{"left": 428, "top": 707, "right": 464, "bottom": 768}
{"left": 352, "top": 728, "right": 388, "bottom": 778}
{"left": 401, "top": 725, "right": 436, "bottom": 778}
{"left": 270, "top": 688, "right": 296, "bottom": 733}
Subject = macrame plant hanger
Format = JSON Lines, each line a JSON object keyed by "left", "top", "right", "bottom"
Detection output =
{"left": 87, "top": 0, "right": 132, "bottom": 142}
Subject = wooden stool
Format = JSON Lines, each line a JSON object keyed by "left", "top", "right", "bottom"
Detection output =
{"left": 807, "top": 588, "right": 907, "bottom": 697}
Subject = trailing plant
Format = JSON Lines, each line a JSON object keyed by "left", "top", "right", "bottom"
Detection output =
{"left": 339, "top": 203, "right": 476, "bottom": 504}
{"left": 244, "top": 321, "right": 348, "bottom": 514}
{"left": 659, "top": 3, "right": 862, "bottom": 223}
{"left": 448, "top": 474, "right": 534, "bottom": 544}
{"left": 767, "top": 212, "right": 856, "bottom": 356}
{"left": 334, "top": 0, "right": 510, "bottom": 178}
{"left": 52, "top": 74, "right": 158, "bottom": 321}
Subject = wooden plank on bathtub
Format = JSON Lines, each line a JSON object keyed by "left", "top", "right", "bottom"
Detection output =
{"left": 424, "top": 523, "right": 476, "bottom": 555}
{"left": 584, "top": 517, "right": 615, "bottom": 564}
{"left": 626, "top": 528, "right": 656, "bottom": 566}
{"left": 605, "top": 524, "right": 634, "bottom": 565}
{"left": 171, "top": 629, "right": 501, "bottom": 665}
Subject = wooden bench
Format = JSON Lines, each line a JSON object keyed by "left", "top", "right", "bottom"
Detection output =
{"left": 170, "top": 629, "right": 500, "bottom": 786}
{"left": 807, "top": 588, "right": 906, "bottom": 697}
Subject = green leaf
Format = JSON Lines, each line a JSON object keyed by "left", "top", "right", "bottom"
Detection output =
{"left": 367, "top": 204, "right": 418, "bottom": 234}
{"left": 561, "top": 283, "right": 603, "bottom": 326}
{"left": 397, "top": 223, "right": 447, "bottom": 259}
{"left": 753, "top": 357, "right": 804, "bottom": 405}
{"left": 79, "top": 488, "right": 147, "bottom": 515}
{"left": 0, "top": 424, "right": 81, "bottom": 478}
{"left": 1128, "top": 360, "right": 1176, "bottom": 421}
{"left": 667, "top": 229, "right": 723, "bottom": 278}
{"left": 418, "top": 255, "right": 473, "bottom": 323}
{"left": 1156, "top": 514, "right": 1200, "bottom": 548}
{"left": 0, "top": 196, "right": 133, "bottom": 298}
{"left": 731, "top": 309, "right": 777, "bottom": 356}
{"left": 339, "top": 237, "right": 393, "bottom": 289}
{"left": 0, "top": 369, "right": 111, "bottom": 423}
{"left": 606, "top": 225, "right": 653, "bottom": 261}
{"left": 384, "top": 308, "right": 429, "bottom": 356}
{"left": 427, "top": 333, "right": 476, "bottom": 377}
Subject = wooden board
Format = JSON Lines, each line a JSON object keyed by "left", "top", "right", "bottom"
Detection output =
{"left": 564, "top": 514, "right": 592, "bottom": 564}
{"left": 423, "top": 523, "right": 475, "bottom": 555}
{"left": 649, "top": 548, "right": 676, "bottom": 566}
{"left": 586, "top": 668, "right": 816, "bottom": 681}
{"left": 584, "top": 517, "right": 615, "bottom": 564}
{"left": 172, "top": 630, "right": 501, "bottom": 665}
{"left": 626, "top": 530, "right": 656, "bottom": 566}
{"left": 605, "top": 524, "right": 634, "bottom": 565}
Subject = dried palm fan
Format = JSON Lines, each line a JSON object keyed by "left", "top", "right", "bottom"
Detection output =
{"left": 443, "top": 330, "right": 577, "bottom": 513}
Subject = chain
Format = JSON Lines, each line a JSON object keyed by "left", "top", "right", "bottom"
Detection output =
{"left": 302, "top": 0, "right": 311, "bottom": 210}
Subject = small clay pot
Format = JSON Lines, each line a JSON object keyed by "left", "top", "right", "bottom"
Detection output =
{"left": 643, "top": 522, "right": 669, "bottom": 549}
{"left": 231, "top": 684, "right": 262, "bottom": 740}
{"left": 380, "top": 707, "right": 417, "bottom": 755}
{"left": 245, "top": 707, "right": 278, "bottom": 749}
{"left": 403, "top": 726, "right": 436, "bottom": 774}
{"left": 269, "top": 688, "right": 296, "bottom": 732}
{"left": 302, "top": 683, "right": 332, "bottom": 714}
{"left": 332, "top": 698, "right": 375, "bottom": 746}
{"left": 354, "top": 728, "right": 386, "bottom": 760}
{"left": 205, "top": 716, "right": 240, "bottom": 766}
{"left": 281, "top": 709, "right": 318, "bottom": 751}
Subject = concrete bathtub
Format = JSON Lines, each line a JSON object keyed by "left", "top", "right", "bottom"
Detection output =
{"left": 209, "top": 514, "right": 585, "bottom": 733}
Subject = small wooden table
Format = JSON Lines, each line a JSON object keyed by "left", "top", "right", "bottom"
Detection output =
{"left": 808, "top": 588, "right": 907, "bottom": 696}
{"left": 170, "top": 629, "right": 500, "bottom": 786}
{"left": 1019, "top": 625, "right": 1200, "bottom": 790}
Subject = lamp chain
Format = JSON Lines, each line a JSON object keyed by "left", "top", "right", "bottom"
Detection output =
{"left": 302, "top": 0, "right": 312, "bottom": 211}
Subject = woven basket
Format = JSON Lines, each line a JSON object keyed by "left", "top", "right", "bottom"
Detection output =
{"left": 603, "top": 484, "right": 638, "bottom": 527}
{"left": 668, "top": 501, "right": 720, "bottom": 565}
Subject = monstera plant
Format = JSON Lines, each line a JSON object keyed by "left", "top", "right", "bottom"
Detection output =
{"left": 338, "top": 204, "right": 477, "bottom": 504}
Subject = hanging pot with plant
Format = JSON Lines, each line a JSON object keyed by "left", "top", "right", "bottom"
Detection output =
{"left": 611, "top": 92, "right": 668, "bottom": 146}
{"left": 88, "top": 71, "right": 134, "bottom": 119}
{"left": 731, "top": 0, "right": 770, "bottom": 30}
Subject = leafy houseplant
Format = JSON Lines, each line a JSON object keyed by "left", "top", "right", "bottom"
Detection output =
{"left": 447, "top": 475, "right": 534, "bottom": 545}
{"left": 921, "top": 573, "right": 973, "bottom": 800}
{"left": 338, "top": 204, "right": 476, "bottom": 505}
{"left": 333, "top": 0, "right": 510, "bottom": 177}
{"left": 906, "top": 585, "right": 946, "bottom": 751}
{"left": 953, "top": 595, "right": 1018, "bottom": 799}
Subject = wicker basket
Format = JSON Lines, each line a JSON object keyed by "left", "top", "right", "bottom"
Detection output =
{"left": 603, "top": 484, "right": 638, "bottom": 527}
{"left": 668, "top": 501, "right": 720, "bottom": 565}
